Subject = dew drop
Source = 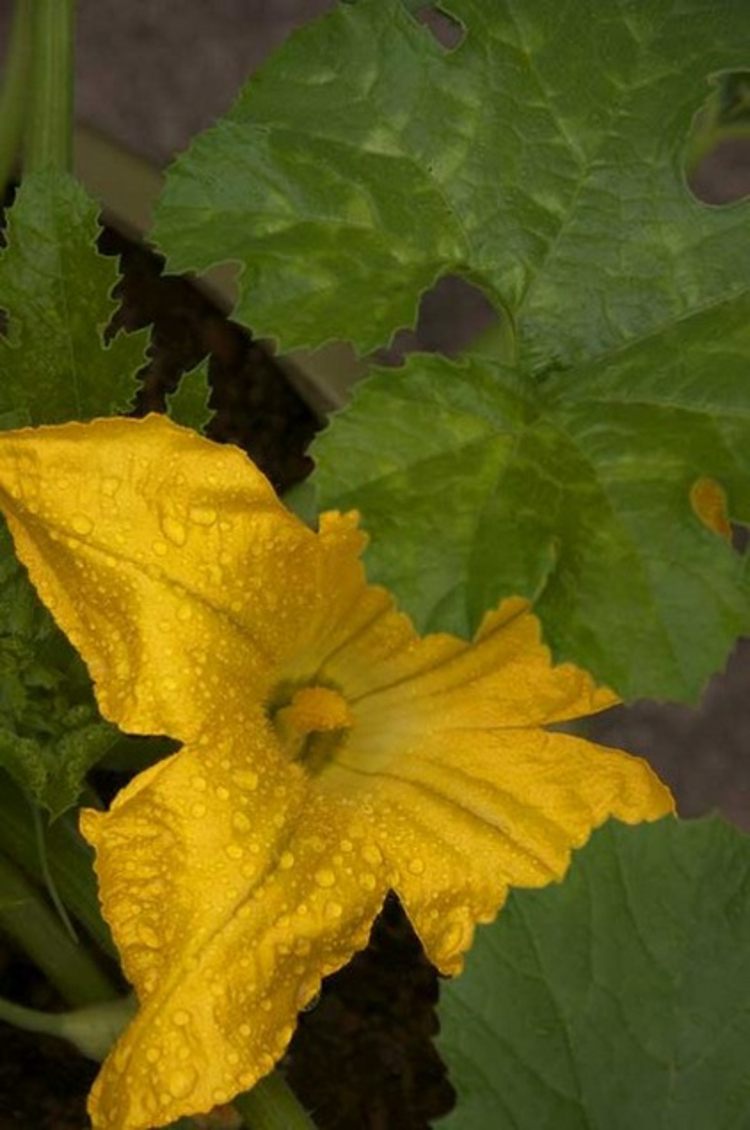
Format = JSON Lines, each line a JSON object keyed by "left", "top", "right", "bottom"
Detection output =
{"left": 192, "top": 775, "right": 207, "bottom": 791}
{"left": 162, "top": 516, "right": 187, "bottom": 546}
{"left": 234, "top": 769, "right": 258, "bottom": 791}
{"left": 227, "top": 1050, "right": 240, "bottom": 1066}
{"left": 239, "top": 1023, "right": 251, "bottom": 1037}
{"left": 325, "top": 901, "right": 343, "bottom": 920}
{"left": 216, "top": 785, "right": 230, "bottom": 801}
{"left": 279, "top": 851, "right": 295, "bottom": 870}
{"left": 191, "top": 802, "right": 207, "bottom": 818}
{"left": 71, "top": 513, "right": 93, "bottom": 536}
{"left": 190, "top": 505, "right": 217, "bottom": 527}
{"left": 172, "top": 1010, "right": 190, "bottom": 1027}
{"left": 138, "top": 924, "right": 161, "bottom": 949}
{"left": 167, "top": 1067, "right": 196, "bottom": 1099}
{"left": 145, "top": 1047, "right": 160, "bottom": 1064}
{"left": 176, "top": 604, "right": 192, "bottom": 623}
{"left": 314, "top": 868, "right": 336, "bottom": 889}
{"left": 226, "top": 844, "right": 244, "bottom": 860}
{"left": 408, "top": 858, "right": 425, "bottom": 876}
{"left": 152, "top": 539, "right": 168, "bottom": 557}
{"left": 260, "top": 999, "right": 272, "bottom": 1012}
{"left": 362, "top": 843, "right": 382, "bottom": 866}
{"left": 358, "top": 872, "right": 377, "bottom": 891}
{"left": 232, "top": 812, "right": 251, "bottom": 833}
{"left": 101, "top": 476, "right": 121, "bottom": 497}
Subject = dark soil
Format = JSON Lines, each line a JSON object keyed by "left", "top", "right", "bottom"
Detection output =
{"left": 0, "top": 225, "right": 453, "bottom": 1129}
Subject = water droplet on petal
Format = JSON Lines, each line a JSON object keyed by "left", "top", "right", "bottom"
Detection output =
{"left": 232, "top": 812, "right": 251, "bottom": 833}
{"left": 314, "top": 868, "right": 336, "bottom": 889}
{"left": 226, "top": 844, "right": 244, "bottom": 860}
{"left": 176, "top": 604, "right": 192, "bottom": 623}
{"left": 152, "top": 539, "right": 168, "bottom": 557}
{"left": 216, "top": 785, "right": 230, "bottom": 801}
{"left": 325, "top": 901, "right": 343, "bottom": 920}
{"left": 172, "top": 1010, "right": 191, "bottom": 1027}
{"left": 359, "top": 872, "right": 377, "bottom": 891}
{"left": 101, "top": 476, "right": 121, "bottom": 497}
{"left": 192, "top": 776, "right": 207, "bottom": 791}
{"left": 362, "top": 843, "right": 382, "bottom": 866}
{"left": 191, "top": 802, "right": 207, "bottom": 818}
{"left": 138, "top": 924, "right": 160, "bottom": 949}
{"left": 167, "top": 1066, "right": 197, "bottom": 1100}
{"left": 189, "top": 505, "right": 217, "bottom": 526}
{"left": 234, "top": 769, "right": 258, "bottom": 791}
{"left": 71, "top": 514, "right": 93, "bottom": 536}
{"left": 279, "top": 851, "right": 295, "bottom": 870}
{"left": 162, "top": 516, "right": 187, "bottom": 546}
{"left": 145, "top": 1047, "right": 160, "bottom": 1064}
{"left": 408, "top": 858, "right": 425, "bottom": 875}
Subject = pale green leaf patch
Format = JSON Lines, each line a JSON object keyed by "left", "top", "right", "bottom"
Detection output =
{"left": 438, "top": 816, "right": 750, "bottom": 1130}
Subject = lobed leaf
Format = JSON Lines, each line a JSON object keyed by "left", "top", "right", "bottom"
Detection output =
{"left": 438, "top": 816, "right": 750, "bottom": 1130}
{"left": 316, "top": 293, "right": 750, "bottom": 699}
{"left": 151, "top": 0, "right": 750, "bottom": 698}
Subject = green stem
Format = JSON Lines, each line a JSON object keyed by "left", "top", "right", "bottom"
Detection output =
{"left": 0, "top": 992, "right": 135, "bottom": 1059}
{"left": 0, "top": 776, "right": 115, "bottom": 957}
{"left": 234, "top": 1071, "right": 317, "bottom": 1130}
{"left": 0, "top": 0, "right": 33, "bottom": 190}
{"left": 25, "top": 0, "right": 75, "bottom": 174}
{"left": 0, "top": 849, "right": 115, "bottom": 1006}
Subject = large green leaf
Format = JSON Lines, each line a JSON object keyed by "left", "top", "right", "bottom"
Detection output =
{"left": 0, "top": 169, "right": 149, "bottom": 425}
{"left": 153, "top": 0, "right": 750, "bottom": 366}
{"left": 437, "top": 816, "right": 750, "bottom": 1130}
{"left": 315, "top": 293, "right": 750, "bottom": 698}
{"left": 151, "top": 0, "right": 750, "bottom": 698}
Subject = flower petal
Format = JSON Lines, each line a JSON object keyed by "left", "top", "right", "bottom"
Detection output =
{"left": 80, "top": 722, "right": 387, "bottom": 1130}
{"left": 0, "top": 416, "right": 324, "bottom": 741}
{"left": 328, "top": 727, "right": 672, "bottom": 975}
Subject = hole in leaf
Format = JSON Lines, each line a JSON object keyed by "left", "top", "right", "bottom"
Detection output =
{"left": 374, "top": 274, "right": 500, "bottom": 366}
{"left": 685, "top": 71, "right": 750, "bottom": 205}
{"left": 414, "top": 4, "right": 465, "bottom": 51}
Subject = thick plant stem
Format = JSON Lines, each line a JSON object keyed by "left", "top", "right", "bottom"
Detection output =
{"left": 0, "top": 850, "right": 115, "bottom": 1006}
{"left": 234, "top": 1071, "right": 317, "bottom": 1130}
{"left": 25, "top": 0, "right": 75, "bottom": 174}
{"left": 0, "top": 0, "right": 32, "bottom": 190}
{"left": 0, "top": 777, "right": 115, "bottom": 957}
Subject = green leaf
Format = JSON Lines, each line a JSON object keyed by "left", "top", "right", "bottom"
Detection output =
{"left": 153, "top": 0, "right": 750, "bottom": 366}
{"left": 437, "top": 816, "right": 750, "bottom": 1130}
{"left": 315, "top": 294, "right": 750, "bottom": 700}
{"left": 0, "top": 171, "right": 155, "bottom": 812}
{"left": 0, "top": 169, "right": 149, "bottom": 425}
{"left": 151, "top": 0, "right": 750, "bottom": 698}
{"left": 166, "top": 354, "right": 212, "bottom": 432}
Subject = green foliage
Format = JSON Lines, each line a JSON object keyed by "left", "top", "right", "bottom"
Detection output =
{"left": 151, "top": 0, "right": 750, "bottom": 699}
{"left": 315, "top": 296, "right": 750, "bottom": 699}
{"left": 0, "top": 171, "right": 153, "bottom": 812}
{"left": 166, "top": 354, "right": 212, "bottom": 432}
{"left": 0, "top": 170, "right": 149, "bottom": 424}
{"left": 438, "top": 816, "right": 750, "bottom": 1130}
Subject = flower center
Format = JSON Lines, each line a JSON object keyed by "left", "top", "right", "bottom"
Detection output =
{"left": 273, "top": 685, "right": 353, "bottom": 774}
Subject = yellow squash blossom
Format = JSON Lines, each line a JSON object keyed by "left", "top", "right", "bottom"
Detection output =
{"left": 0, "top": 416, "right": 672, "bottom": 1130}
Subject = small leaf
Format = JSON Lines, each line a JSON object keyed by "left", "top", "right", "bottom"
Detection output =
{"left": 437, "top": 816, "right": 750, "bottom": 1130}
{"left": 166, "top": 355, "right": 212, "bottom": 432}
{"left": 0, "top": 170, "right": 149, "bottom": 425}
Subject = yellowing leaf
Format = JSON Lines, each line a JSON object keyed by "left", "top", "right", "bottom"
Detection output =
{"left": 0, "top": 416, "right": 672, "bottom": 1130}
